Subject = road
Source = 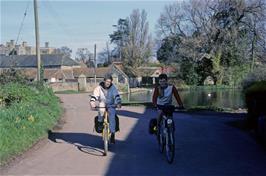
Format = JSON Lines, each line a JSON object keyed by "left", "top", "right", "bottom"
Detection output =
{"left": 2, "top": 93, "right": 266, "bottom": 175}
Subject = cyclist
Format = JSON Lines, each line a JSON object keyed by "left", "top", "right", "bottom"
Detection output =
{"left": 152, "top": 73, "right": 184, "bottom": 125}
{"left": 90, "top": 73, "right": 122, "bottom": 144}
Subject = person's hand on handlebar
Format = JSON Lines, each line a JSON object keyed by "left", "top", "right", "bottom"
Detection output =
{"left": 117, "top": 104, "right": 122, "bottom": 109}
{"left": 90, "top": 101, "right": 96, "bottom": 110}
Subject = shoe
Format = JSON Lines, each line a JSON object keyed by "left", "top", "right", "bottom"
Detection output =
{"left": 96, "top": 121, "right": 103, "bottom": 133}
{"left": 110, "top": 133, "right": 115, "bottom": 144}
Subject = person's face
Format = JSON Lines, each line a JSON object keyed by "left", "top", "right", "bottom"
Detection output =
{"left": 159, "top": 78, "right": 167, "bottom": 87}
{"left": 104, "top": 79, "right": 112, "bottom": 88}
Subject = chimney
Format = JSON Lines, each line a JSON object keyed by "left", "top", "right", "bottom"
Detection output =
{"left": 45, "top": 42, "right": 49, "bottom": 48}
{"left": 22, "top": 41, "right": 27, "bottom": 47}
{"left": 10, "top": 40, "right": 15, "bottom": 46}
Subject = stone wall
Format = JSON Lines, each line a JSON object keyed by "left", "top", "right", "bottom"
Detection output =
{"left": 49, "top": 82, "right": 79, "bottom": 92}
{"left": 48, "top": 82, "right": 98, "bottom": 92}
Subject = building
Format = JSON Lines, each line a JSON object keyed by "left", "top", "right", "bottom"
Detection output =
{"left": 0, "top": 54, "right": 80, "bottom": 69}
{"left": 117, "top": 65, "right": 178, "bottom": 87}
{"left": 0, "top": 40, "right": 58, "bottom": 55}
{"left": 0, "top": 55, "right": 129, "bottom": 91}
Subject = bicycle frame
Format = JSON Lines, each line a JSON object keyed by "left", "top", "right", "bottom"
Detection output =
{"left": 94, "top": 105, "right": 117, "bottom": 156}
{"left": 102, "top": 109, "right": 110, "bottom": 156}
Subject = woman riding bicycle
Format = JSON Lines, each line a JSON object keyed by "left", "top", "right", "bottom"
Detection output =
{"left": 90, "top": 73, "right": 122, "bottom": 144}
{"left": 152, "top": 74, "right": 184, "bottom": 124}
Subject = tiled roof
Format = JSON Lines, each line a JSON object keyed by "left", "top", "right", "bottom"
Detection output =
{"left": 18, "top": 68, "right": 71, "bottom": 80}
{"left": 44, "top": 69, "right": 64, "bottom": 79}
{"left": 62, "top": 69, "right": 74, "bottom": 79}
{"left": 0, "top": 54, "right": 80, "bottom": 68}
{"left": 73, "top": 67, "right": 112, "bottom": 78}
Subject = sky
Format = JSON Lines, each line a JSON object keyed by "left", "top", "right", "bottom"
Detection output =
{"left": 1, "top": 0, "right": 176, "bottom": 58}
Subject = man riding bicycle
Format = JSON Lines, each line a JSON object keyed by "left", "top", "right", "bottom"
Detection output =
{"left": 90, "top": 73, "right": 122, "bottom": 144}
{"left": 152, "top": 74, "right": 184, "bottom": 125}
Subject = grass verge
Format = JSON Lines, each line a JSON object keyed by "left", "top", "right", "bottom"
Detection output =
{"left": 0, "top": 82, "right": 62, "bottom": 166}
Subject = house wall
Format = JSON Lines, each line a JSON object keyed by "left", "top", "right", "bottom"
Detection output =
{"left": 49, "top": 82, "right": 79, "bottom": 92}
{"left": 48, "top": 82, "right": 97, "bottom": 92}
{"left": 129, "top": 77, "right": 140, "bottom": 88}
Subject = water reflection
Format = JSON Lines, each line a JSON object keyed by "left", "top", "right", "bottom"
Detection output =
{"left": 121, "top": 89, "right": 245, "bottom": 109}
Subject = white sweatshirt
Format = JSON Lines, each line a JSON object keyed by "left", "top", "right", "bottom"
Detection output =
{"left": 90, "top": 82, "right": 121, "bottom": 106}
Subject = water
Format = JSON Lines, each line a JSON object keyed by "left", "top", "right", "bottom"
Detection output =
{"left": 121, "top": 89, "right": 245, "bottom": 109}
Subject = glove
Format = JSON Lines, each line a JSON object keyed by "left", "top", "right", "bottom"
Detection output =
{"left": 90, "top": 102, "right": 96, "bottom": 110}
{"left": 117, "top": 104, "right": 122, "bottom": 109}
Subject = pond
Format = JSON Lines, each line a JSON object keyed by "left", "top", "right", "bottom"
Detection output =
{"left": 121, "top": 88, "right": 245, "bottom": 109}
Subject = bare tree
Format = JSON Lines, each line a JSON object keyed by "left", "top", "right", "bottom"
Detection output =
{"left": 75, "top": 48, "right": 94, "bottom": 67}
{"left": 57, "top": 46, "right": 72, "bottom": 57}
{"left": 156, "top": 0, "right": 266, "bottom": 85}
{"left": 98, "top": 42, "right": 112, "bottom": 66}
{"left": 123, "top": 9, "right": 153, "bottom": 68}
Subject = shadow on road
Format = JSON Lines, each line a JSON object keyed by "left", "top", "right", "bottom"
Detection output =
{"left": 48, "top": 130, "right": 123, "bottom": 157}
{"left": 105, "top": 107, "right": 266, "bottom": 176}
{"left": 105, "top": 107, "right": 180, "bottom": 175}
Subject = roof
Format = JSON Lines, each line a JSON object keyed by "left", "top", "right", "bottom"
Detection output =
{"left": 73, "top": 67, "right": 113, "bottom": 78}
{"left": 0, "top": 54, "right": 80, "bottom": 68}
{"left": 135, "top": 66, "right": 178, "bottom": 77}
{"left": 18, "top": 68, "right": 74, "bottom": 80}
{"left": 72, "top": 64, "right": 131, "bottom": 78}
{"left": 136, "top": 67, "right": 160, "bottom": 77}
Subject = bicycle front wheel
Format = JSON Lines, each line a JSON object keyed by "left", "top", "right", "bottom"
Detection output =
{"left": 165, "top": 129, "right": 175, "bottom": 164}
{"left": 103, "top": 126, "right": 109, "bottom": 156}
{"left": 158, "top": 126, "right": 164, "bottom": 153}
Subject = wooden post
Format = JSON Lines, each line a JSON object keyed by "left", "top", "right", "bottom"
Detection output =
{"left": 34, "top": 0, "right": 41, "bottom": 82}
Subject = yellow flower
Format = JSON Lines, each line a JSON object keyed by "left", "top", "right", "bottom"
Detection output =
{"left": 28, "top": 115, "right": 35, "bottom": 122}
{"left": 15, "top": 117, "right": 20, "bottom": 123}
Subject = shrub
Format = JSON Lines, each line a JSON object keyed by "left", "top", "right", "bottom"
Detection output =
{"left": 0, "top": 82, "right": 61, "bottom": 165}
{"left": 0, "top": 69, "right": 28, "bottom": 85}
{"left": 242, "top": 66, "right": 266, "bottom": 89}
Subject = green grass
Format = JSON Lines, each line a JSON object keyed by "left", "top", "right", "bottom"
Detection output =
{"left": 187, "top": 106, "right": 233, "bottom": 112}
{"left": 0, "top": 83, "right": 62, "bottom": 166}
{"left": 188, "top": 85, "right": 237, "bottom": 90}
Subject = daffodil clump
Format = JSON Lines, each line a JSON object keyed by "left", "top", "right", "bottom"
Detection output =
{"left": 0, "top": 82, "right": 62, "bottom": 165}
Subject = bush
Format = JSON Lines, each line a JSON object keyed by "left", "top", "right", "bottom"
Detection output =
{"left": 244, "top": 81, "right": 266, "bottom": 130}
{"left": 242, "top": 66, "right": 266, "bottom": 89}
{"left": 0, "top": 69, "right": 28, "bottom": 85}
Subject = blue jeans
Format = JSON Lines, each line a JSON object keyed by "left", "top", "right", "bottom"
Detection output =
{"left": 98, "top": 106, "right": 116, "bottom": 133}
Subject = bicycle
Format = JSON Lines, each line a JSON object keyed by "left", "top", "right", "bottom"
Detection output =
{"left": 156, "top": 105, "right": 183, "bottom": 164}
{"left": 94, "top": 105, "right": 117, "bottom": 156}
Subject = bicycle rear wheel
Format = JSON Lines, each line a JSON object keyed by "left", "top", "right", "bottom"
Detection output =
{"left": 165, "top": 129, "right": 175, "bottom": 164}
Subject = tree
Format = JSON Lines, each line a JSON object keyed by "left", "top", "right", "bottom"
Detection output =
{"left": 109, "top": 18, "right": 129, "bottom": 60}
{"left": 123, "top": 9, "right": 153, "bottom": 68}
{"left": 110, "top": 9, "right": 153, "bottom": 68}
{"left": 156, "top": 2, "right": 187, "bottom": 39}
{"left": 75, "top": 48, "right": 94, "bottom": 67}
{"left": 57, "top": 46, "right": 72, "bottom": 57}
{"left": 98, "top": 42, "right": 112, "bottom": 66}
{"left": 155, "top": 0, "right": 266, "bottom": 85}
{"left": 157, "top": 35, "right": 182, "bottom": 64}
